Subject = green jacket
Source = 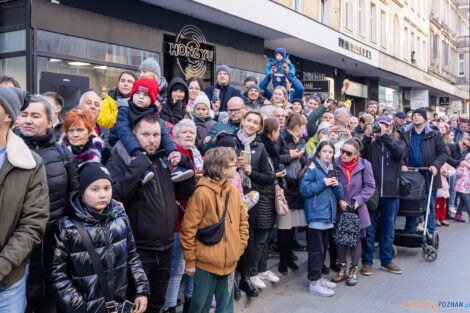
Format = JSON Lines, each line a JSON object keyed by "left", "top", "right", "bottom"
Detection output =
{"left": 307, "top": 104, "right": 327, "bottom": 137}
{"left": 0, "top": 130, "right": 49, "bottom": 288}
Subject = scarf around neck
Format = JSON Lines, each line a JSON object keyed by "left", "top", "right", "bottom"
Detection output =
{"left": 237, "top": 129, "right": 257, "bottom": 188}
{"left": 128, "top": 100, "right": 157, "bottom": 124}
{"left": 340, "top": 155, "right": 359, "bottom": 191}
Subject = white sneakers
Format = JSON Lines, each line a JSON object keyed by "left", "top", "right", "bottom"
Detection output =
{"left": 250, "top": 270, "right": 280, "bottom": 289}
{"left": 309, "top": 278, "right": 335, "bottom": 297}
{"left": 449, "top": 206, "right": 457, "bottom": 214}
{"left": 319, "top": 277, "right": 337, "bottom": 289}
{"left": 258, "top": 270, "right": 280, "bottom": 283}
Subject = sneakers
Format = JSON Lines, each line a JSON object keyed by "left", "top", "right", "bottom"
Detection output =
{"left": 243, "top": 191, "right": 260, "bottom": 210}
{"left": 258, "top": 270, "right": 280, "bottom": 283}
{"left": 360, "top": 264, "right": 372, "bottom": 276}
{"left": 319, "top": 277, "right": 336, "bottom": 289}
{"left": 309, "top": 280, "right": 334, "bottom": 297}
{"left": 250, "top": 275, "right": 266, "bottom": 289}
{"left": 416, "top": 222, "right": 424, "bottom": 232}
{"left": 171, "top": 167, "right": 194, "bottom": 182}
{"left": 380, "top": 263, "right": 403, "bottom": 274}
{"left": 455, "top": 214, "right": 465, "bottom": 223}
{"left": 140, "top": 170, "right": 155, "bottom": 185}
{"left": 332, "top": 263, "right": 349, "bottom": 283}
{"left": 449, "top": 206, "right": 457, "bottom": 214}
{"left": 346, "top": 265, "right": 358, "bottom": 286}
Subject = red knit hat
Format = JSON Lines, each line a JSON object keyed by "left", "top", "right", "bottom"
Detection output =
{"left": 130, "top": 78, "right": 160, "bottom": 105}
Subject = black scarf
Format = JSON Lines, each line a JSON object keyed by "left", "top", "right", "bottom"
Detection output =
{"left": 260, "top": 133, "right": 280, "bottom": 170}
{"left": 20, "top": 129, "right": 55, "bottom": 149}
{"left": 128, "top": 100, "right": 157, "bottom": 124}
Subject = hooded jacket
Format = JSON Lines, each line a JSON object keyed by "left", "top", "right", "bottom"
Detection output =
{"left": 0, "top": 130, "right": 49, "bottom": 289}
{"left": 192, "top": 114, "right": 216, "bottom": 152}
{"left": 180, "top": 177, "right": 249, "bottom": 276}
{"left": 160, "top": 78, "right": 188, "bottom": 125}
{"left": 50, "top": 195, "right": 149, "bottom": 313}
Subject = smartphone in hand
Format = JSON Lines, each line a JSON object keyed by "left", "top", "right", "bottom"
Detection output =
{"left": 212, "top": 88, "right": 220, "bottom": 102}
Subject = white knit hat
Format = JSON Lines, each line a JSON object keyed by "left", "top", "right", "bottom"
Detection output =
{"left": 316, "top": 121, "right": 332, "bottom": 135}
{"left": 192, "top": 92, "right": 213, "bottom": 117}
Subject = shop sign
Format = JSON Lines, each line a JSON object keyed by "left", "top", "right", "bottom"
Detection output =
{"left": 164, "top": 25, "right": 214, "bottom": 78}
{"left": 303, "top": 72, "right": 326, "bottom": 80}
{"left": 345, "top": 81, "right": 368, "bottom": 98}
{"left": 302, "top": 80, "right": 329, "bottom": 92}
{"left": 410, "top": 89, "right": 429, "bottom": 109}
{"left": 338, "top": 38, "right": 372, "bottom": 59}
{"left": 439, "top": 97, "right": 450, "bottom": 106}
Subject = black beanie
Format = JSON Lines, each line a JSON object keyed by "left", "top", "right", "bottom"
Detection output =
{"left": 412, "top": 108, "right": 427, "bottom": 121}
{"left": 79, "top": 163, "right": 112, "bottom": 197}
{"left": 215, "top": 133, "right": 236, "bottom": 148}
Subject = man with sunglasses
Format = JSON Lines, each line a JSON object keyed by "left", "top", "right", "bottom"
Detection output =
{"left": 361, "top": 116, "right": 406, "bottom": 275}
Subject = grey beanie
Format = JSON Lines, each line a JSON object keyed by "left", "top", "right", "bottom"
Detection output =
{"left": 216, "top": 65, "right": 231, "bottom": 77}
{"left": 139, "top": 57, "right": 161, "bottom": 77}
{"left": 0, "top": 85, "right": 28, "bottom": 127}
{"left": 247, "top": 84, "right": 259, "bottom": 92}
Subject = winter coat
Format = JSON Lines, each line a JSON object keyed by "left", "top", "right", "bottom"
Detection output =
{"left": 454, "top": 127, "right": 468, "bottom": 144}
{"left": 362, "top": 133, "right": 406, "bottom": 198}
{"left": 201, "top": 119, "right": 240, "bottom": 154}
{"left": 306, "top": 104, "right": 327, "bottom": 137}
{"left": 160, "top": 78, "right": 189, "bottom": 125}
{"left": 61, "top": 134, "right": 103, "bottom": 167}
{"left": 244, "top": 95, "right": 269, "bottom": 111}
{"left": 107, "top": 141, "right": 177, "bottom": 251}
{"left": 447, "top": 142, "right": 463, "bottom": 168}
{"left": 0, "top": 130, "right": 49, "bottom": 289}
{"left": 437, "top": 163, "right": 456, "bottom": 198}
{"left": 305, "top": 134, "right": 320, "bottom": 155}
{"left": 259, "top": 133, "right": 290, "bottom": 189}
{"left": 335, "top": 157, "right": 375, "bottom": 230}
{"left": 180, "top": 177, "right": 249, "bottom": 276}
{"left": 281, "top": 129, "right": 308, "bottom": 210}
{"left": 265, "top": 55, "right": 295, "bottom": 77}
{"left": 234, "top": 133, "right": 276, "bottom": 228}
{"left": 192, "top": 115, "right": 216, "bottom": 152}
{"left": 50, "top": 195, "right": 149, "bottom": 313}
{"left": 455, "top": 165, "right": 470, "bottom": 194}
{"left": 97, "top": 89, "right": 125, "bottom": 129}
{"left": 17, "top": 130, "right": 79, "bottom": 297}
{"left": 204, "top": 83, "right": 242, "bottom": 113}
{"left": 110, "top": 102, "right": 177, "bottom": 156}
{"left": 400, "top": 123, "right": 448, "bottom": 190}
{"left": 300, "top": 158, "right": 344, "bottom": 224}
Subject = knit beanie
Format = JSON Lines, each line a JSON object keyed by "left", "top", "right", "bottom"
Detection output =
{"left": 0, "top": 86, "right": 29, "bottom": 127}
{"left": 274, "top": 48, "right": 287, "bottom": 59}
{"left": 316, "top": 121, "right": 332, "bottom": 136}
{"left": 193, "top": 92, "right": 211, "bottom": 110}
{"left": 216, "top": 65, "right": 231, "bottom": 77}
{"left": 412, "top": 108, "right": 427, "bottom": 121}
{"left": 247, "top": 84, "right": 259, "bottom": 93}
{"left": 215, "top": 132, "right": 236, "bottom": 148}
{"left": 78, "top": 162, "right": 112, "bottom": 198}
{"left": 130, "top": 78, "right": 160, "bottom": 105}
{"left": 139, "top": 57, "right": 161, "bottom": 77}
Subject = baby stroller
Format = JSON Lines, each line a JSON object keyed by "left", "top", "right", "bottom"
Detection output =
{"left": 394, "top": 167, "right": 439, "bottom": 262}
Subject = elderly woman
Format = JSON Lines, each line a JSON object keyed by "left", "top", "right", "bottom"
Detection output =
{"left": 162, "top": 119, "right": 203, "bottom": 313}
{"left": 61, "top": 109, "right": 104, "bottom": 167}
{"left": 16, "top": 94, "right": 79, "bottom": 313}
{"left": 333, "top": 138, "right": 375, "bottom": 286}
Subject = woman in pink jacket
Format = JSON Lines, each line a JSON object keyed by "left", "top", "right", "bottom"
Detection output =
{"left": 435, "top": 162, "right": 456, "bottom": 226}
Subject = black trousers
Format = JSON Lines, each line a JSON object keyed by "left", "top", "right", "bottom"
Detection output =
{"left": 130, "top": 247, "right": 173, "bottom": 313}
{"left": 249, "top": 228, "right": 270, "bottom": 276}
{"left": 307, "top": 228, "right": 329, "bottom": 281}
{"left": 25, "top": 296, "right": 57, "bottom": 313}
{"left": 278, "top": 229, "right": 294, "bottom": 270}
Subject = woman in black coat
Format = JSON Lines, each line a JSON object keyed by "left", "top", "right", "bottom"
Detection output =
{"left": 160, "top": 77, "right": 189, "bottom": 125}
{"left": 50, "top": 163, "right": 149, "bottom": 313}
{"left": 16, "top": 94, "right": 79, "bottom": 313}
{"left": 234, "top": 110, "right": 276, "bottom": 297}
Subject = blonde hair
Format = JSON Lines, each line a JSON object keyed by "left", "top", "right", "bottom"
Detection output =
{"left": 242, "top": 110, "right": 264, "bottom": 134}
{"left": 203, "top": 147, "right": 237, "bottom": 180}
{"left": 271, "top": 86, "right": 288, "bottom": 109}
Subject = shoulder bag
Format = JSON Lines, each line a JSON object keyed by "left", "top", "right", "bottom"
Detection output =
{"left": 267, "top": 159, "right": 289, "bottom": 216}
{"left": 196, "top": 192, "right": 230, "bottom": 246}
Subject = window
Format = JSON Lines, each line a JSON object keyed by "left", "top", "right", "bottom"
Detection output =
{"left": 345, "top": 0, "right": 352, "bottom": 30}
{"left": 319, "top": 0, "right": 329, "bottom": 25}
{"left": 293, "top": 0, "right": 303, "bottom": 13}
{"left": 0, "top": 56, "right": 26, "bottom": 89}
{"left": 370, "top": 3, "right": 377, "bottom": 42}
{"left": 433, "top": 34, "right": 438, "bottom": 59}
{"left": 0, "top": 30, "right": 26, "bottom": 54}
{"left": 380, "top": 10, "right": 386, "bottom": 48}
{"left": 225, "top": 66, "right": 264, "bottom": 91}
{"left": 444, "top": 42, "right": 449, "bottom": 66}
{"left": 459, "top": 53, "right": 465, "bottom": 76}
{"left": 359, "top": 0, "right": 365, "bottom": 36}
{"left": 403, "top": 27, "right": 408, "bottom": 60}
{"left": 411, "top": 33, "right": 416, "bottom": 63}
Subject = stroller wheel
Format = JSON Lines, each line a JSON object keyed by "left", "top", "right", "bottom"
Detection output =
{"left": 431, "top": 232, "right": 439, "bottom": 250}
{"left": 422, "top": 245, "right": 438, "bottom": 262}
{"left": 392, "top": 245, "right": 397, "bottom": 257}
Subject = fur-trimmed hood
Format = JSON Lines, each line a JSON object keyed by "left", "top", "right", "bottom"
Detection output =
{"left": 5, "top": 130, "right": 36, "bottom": 169}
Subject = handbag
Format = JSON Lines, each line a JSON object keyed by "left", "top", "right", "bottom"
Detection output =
{"left": 333, "top": 206, "right": 361, "bottom": 247}
{"left": 285, "top": 158, "right": 302, "bottom": 185}
{"left": 72, "top": 219, "right": 122, "bottom": 313}
{"left": 267, "top": 158, "right": 289, "bottom": 216}
{"left": 196, "top": 192, "right": 230, "bottom": 246}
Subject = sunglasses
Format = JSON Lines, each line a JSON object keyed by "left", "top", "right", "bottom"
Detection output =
{"left": 340, "top": 149, "right": 354, "bottom": 157}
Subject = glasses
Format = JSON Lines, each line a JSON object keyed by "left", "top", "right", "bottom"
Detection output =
{"left": 228, "top": 107, "right": 244, "bottom": 113}
{"left": 340, "top": 149, "right": 354, "bottom": 157}
{"left": 226, "top": 164, "right": 238, "bottom": 168}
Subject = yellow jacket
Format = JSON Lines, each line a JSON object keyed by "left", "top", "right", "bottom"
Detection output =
{"left": 97, "top": 95, "right": 118, "bottom": 129}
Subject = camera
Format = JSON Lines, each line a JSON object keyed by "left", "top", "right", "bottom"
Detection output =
{"left": 327, "top": 169, "right": 337, "bottom": 179}
{"left": 327, "top": 98, "right": 338, "bottom": 105}
{"left": 372, "top": 124, "right": 382, "bottom": 134}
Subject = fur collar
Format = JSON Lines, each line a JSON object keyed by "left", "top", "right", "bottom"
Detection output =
{"left": 5, "top": 130, "right": 36, "bottom": 169}
{"left": 404, "top": 122, "right": 433, "bottom": 135}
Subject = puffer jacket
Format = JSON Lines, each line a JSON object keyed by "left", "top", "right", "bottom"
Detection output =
{"left": 234, "top": 133, "right": 276, "bottom": 228}
{"left": 50, "top": 195, "right": 149, "bottom": 313}
{"left": 201, "top": 119, "right": 240, "bottom": 154}
{"left": 97, "top": 89, "right": 125, "bottom": 129}
{"left": 180, "top": 177, "right": 249, "bottom": 276}
{"left": 17, "top": 129, "right": 79, "bottom": 297}
{"left": 300, "top": 158, "right": 344, "bottom": 224}
{"left": 281, "top": 129, "right": 308, "bottom": 210}
{"left": 160, "top": 78, "right": 188, "bottom": 125}
{"left": 192, "top": 114, "right": 216, "bottom": 152}
{"left": 437, "top": 163, "right": 456, "bottom": 198}
{"left": 0, "top": 130, "right": 49, "bottom": 289}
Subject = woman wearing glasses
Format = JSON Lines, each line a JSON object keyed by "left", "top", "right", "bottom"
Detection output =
{"left": 332, "top": 138, "right": 375, "bottom": 286}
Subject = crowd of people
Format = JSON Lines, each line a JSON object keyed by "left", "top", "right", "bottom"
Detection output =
{"left": 0, "top": 52, "right": 469, "bottom": 313}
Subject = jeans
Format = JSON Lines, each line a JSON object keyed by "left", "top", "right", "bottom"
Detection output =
{"left": 0, "top": 273, "right": 27, "bottom": 313}
{"left": 404, "top": 190, "right": 437, "bottom": 234}
{"left": 163, "top": 232, "right": 194, "bottom": 310}
{"left": 189, "top": 268, "right": 234, "bottom": 313}
{"left": 448, "top": 176, "right": 457, "bottom": 207}
{"left": 456, "top": 193, "right": 470, "bottom": 216}
{"left": 249, "top": 229, "right": 270, "bottom": 277}
{"left": 307, "top": 228, "right": 329, "bottom": 281}
{"left": 362, "top": 198, "right": 400, "bottom": 267}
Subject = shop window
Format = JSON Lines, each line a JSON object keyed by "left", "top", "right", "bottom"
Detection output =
{"left": 37, "top": 30, "right": 158, "bottom": 67}
{"left": 0, "top": 30, "right": 26, "bottom": 54}
{"left": 225, "top": 66, "right": 264, "bottom": 92}
{"left": 0, "top": 56, "right": 26, "bottom": 89}
{"left": 37, "top": 56, "right": 137, "bottom": 113}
